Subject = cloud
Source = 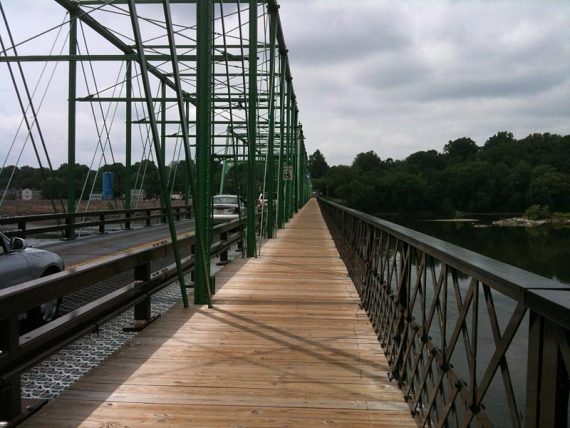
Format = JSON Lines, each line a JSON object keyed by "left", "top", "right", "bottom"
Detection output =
{"left": 1, "top": 0, "right": 569, "bottom": 170}
{"left": 279, "top": 0, "right": 570, "bottom": 165}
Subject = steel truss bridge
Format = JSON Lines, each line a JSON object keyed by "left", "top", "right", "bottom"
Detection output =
{"left": 2, "top": 2, "right": 570, "bottom": 428}
{"left": 0, "top": 0, "right": 311, "bottom": 307}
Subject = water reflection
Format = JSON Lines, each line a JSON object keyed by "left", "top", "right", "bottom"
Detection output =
{"left": 380, "top": 215, "right": 570, "bottom": 285}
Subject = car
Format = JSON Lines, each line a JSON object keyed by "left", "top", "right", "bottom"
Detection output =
{"left": 0, "top": 232, "right": 65, "bottom": 325}
{"left": 257, "top": 192, "right": 276, "bottom": 208}
{"left": 212, "top": 194, "right": 246, "bottom": 224}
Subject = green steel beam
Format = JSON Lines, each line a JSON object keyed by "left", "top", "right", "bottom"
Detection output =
{"left": 246, "top": 0, "right": 257, "bottom": 257}
{"left": 163, "top": 0, "right": 211, "bottom": 306}
{"left": 0, "top": 54, "right": 246, "bottom": 62}
{"left": 195, "top": 0, "right": 213, "bottom": 304}
{"left": 125, "top": 61, "right": 132, "bottom": 211}
{"left": 264, "top": 2, "right": 278, "bottom": 239}
{"left": 127, "top": 0, "right": 189, "bottom": 306}
{"left": 276, "top": 51, "right": 286, "bottom": 229}
{"left": 67, "top": 10, "right": 77, "bottom": 239}
{"left": 284, "top": 82, "right": 292, "bottom": 222}
{"left": 79, "top": 0, "right": 255, "bottom": 3}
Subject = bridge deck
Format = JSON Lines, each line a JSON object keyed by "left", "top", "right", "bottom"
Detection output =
{"left": 23, "top": 199, "right": 414, "bottom": 427}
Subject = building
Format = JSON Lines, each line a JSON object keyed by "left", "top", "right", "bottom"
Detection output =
{"left": 21, "top": 188, "right": 42, "bottom": 200}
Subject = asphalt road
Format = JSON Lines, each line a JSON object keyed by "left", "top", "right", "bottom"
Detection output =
{"left": 41, "top": 219, "right": 196, "bottom": 267}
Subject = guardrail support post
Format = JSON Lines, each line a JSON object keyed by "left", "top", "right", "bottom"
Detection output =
{"left": 525, "top": 312, "right": 570, "bottom": 428}
{"left": 124, "top": 263, "right": 158, "bottom": 332}
{"left": 217, "top": 231, "right": 229, "bottom": 266}
{"left": 0, "top": 315, "right": 21, "bottom": 422}
{"left": 146, "top": 210, "right": 151, "bottom": 227}
{"left": 99, "top": 214, "right": 105, "bottom": 234}
{"left": 125, "top": 211, "right": 131, "bottom": 230}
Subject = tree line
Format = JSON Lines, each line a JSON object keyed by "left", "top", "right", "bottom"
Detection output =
{"left": 309, "top": 132, "right": 570, "bottom": 216}
{"left": 0, "top": 159, "right": 267, "bottom": 202}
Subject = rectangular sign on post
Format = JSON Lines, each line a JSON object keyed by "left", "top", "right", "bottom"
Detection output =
{"left": 283, "top": 165, "right": 293, "bottom": 181}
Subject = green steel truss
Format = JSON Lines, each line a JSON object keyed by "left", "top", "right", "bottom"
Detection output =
{"left": 0, "top": 0, "right": 311, "bottom": 305}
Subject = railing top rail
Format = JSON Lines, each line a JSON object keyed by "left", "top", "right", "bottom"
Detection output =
{"left": 0, "top": 217, "right": 243, "bottom": 317}
{"left": 0, "top": 206, "right": 190, "bottom": 225}
{"left": 319, "top": 197, "right": 570, "bottom": 328}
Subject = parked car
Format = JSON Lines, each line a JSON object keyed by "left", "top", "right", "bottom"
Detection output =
{"left": 257, "top": 192, "right": 276, "bottom": 208}
{"left": 0, "top": 232, "right": 65, "bottom": 325}
{"left": 212, "top": 194, "right": 246, "bottom": 224}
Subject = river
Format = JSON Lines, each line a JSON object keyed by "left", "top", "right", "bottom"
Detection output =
{"left": 379, "top": 215, "right": 570, "bottom": 285}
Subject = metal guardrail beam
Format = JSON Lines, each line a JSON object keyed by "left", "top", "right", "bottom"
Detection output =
{"left": 0, "top": 206, "right": 191, "bottom": 238}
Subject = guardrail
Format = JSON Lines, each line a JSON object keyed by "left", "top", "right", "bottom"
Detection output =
{"left": 0, "top": 216, "right": 249, "bottom": 425}
{"left": 0, "top": 206, "right": 191, "bottom": 239}
{"left": 318, "top": 198, "right": 570, "bottom": 428}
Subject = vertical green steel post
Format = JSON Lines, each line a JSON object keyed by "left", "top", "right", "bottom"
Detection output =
{"left": 276, "top": 52, "right": 286, "bottom": 229}
{"left": 125, "top": 60, "right": 132, "bottom": 212}
{"left": 246, "top": 0, "right": 258, "bottom": 257}
{"left": 161, "top": 82, "right": 166, "bottom": 170}
{"left": 291, "top": 103, "right": 298, "bottom": 215}
{"left": 265, "top": 3, "right": 278, "bottom": 239}
{"left": 284, "top": 80, "right": 292, "bottom": 221}
{"left": 67, "top": 10, "right": 77, "bottom": 239}
{"left": 296, "top": 125, "right": 303, "bottom": 210}
{"left": 195, "top": 0, "right": 213, "bottom": 304}
{"left": 184, "top": 101, "right": 190, "bottom": 218}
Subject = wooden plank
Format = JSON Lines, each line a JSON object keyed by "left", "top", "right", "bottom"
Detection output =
{"left": 22, "top": 199, "right": 414, "bottom": 427}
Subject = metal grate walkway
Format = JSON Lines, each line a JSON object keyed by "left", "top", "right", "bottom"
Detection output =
{"left": 22, "top": 199, "right": 414, "bottom": 427}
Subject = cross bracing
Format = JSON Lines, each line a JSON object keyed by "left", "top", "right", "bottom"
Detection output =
{"left": 0, "top": 0, "right": 311, "bottom": 306}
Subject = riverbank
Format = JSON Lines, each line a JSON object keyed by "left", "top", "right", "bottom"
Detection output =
{"left": 491, "top": 217, "right": 570, "bottom": 228}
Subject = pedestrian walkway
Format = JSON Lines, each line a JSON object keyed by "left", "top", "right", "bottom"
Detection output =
{"left": 23, "top": 198, "right": 414, "bottom": 427}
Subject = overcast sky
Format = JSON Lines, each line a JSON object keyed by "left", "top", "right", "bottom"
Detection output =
{"left": 280, "top": 0, "right": 570, "bottom": 165}
{"left": 0, "top": 1, "right": 569, "bottom": 169}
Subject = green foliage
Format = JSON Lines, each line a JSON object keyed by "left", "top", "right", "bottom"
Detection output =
{"left": 308, "top": 149, "right": 329, "bottom": 179}
{"left": 524, "top": 205, "right": 551, "bottom": 220}
{"left": 315, "top": 132, "right": 570, "bottom": 215}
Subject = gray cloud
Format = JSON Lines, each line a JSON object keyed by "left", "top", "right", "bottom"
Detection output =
{"left": 280, "top": 0, "right": 570, "bottom": 165}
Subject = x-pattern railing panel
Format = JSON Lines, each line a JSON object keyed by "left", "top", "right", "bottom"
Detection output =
{"left": 319, "top": 198, "right": 570, "bottom": 427}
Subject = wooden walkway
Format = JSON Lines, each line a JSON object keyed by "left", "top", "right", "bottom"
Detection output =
{"left": 23, "top": 199, "right": 414, "bottom": 427}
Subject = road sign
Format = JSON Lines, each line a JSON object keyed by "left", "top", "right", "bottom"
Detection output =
{"left": 283, "top": 165, "right": 293, "bottom": 181}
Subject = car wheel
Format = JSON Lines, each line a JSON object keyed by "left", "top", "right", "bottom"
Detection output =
{"left": 39, "top": 299, "right": 60, "bottom": 323}
{"left": 27, "top": 269, "right": 62, "bottom": 327}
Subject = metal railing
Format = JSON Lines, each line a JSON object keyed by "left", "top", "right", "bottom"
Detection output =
{"left": 0, "top": 206, "right": 191, "bottom": 238}
{"left": 318, "top": 198, "right": 570, "bottom": 428}
{"left": 0, "top": 216, "right": 250, "bottom": 424}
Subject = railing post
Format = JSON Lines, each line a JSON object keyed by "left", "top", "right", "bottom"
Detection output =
{"left": 65, "top": 214, "right": 74, "bottom": 239}
{"left": 99, "top": 214, "right": 105, "bottom": 234}
{"left": 525, "top": 312, "right": 570, "bottom": 428}
{"left": 0, "top": 315, "right": 21, "bottom": 422}
{"left": 146, "top": 210, "right": 152, "bottom": 227}
{"left": 217, "top": 231, "right": 229, "bottom": 266}
{"left": 125, "top": 211, "right": 131, "bottom": 230}
{"left": 124, "top": 263, "right": 158, "bottom": 332}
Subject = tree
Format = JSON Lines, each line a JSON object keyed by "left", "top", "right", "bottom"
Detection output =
{"left": 443, "top": 137, "right": 479, "bottom": 162}
{"left": 352, "top": 151, "right": 382, "bottom": 172}
{"left": 308, "top": 149, "right": 329, "bottom": 179}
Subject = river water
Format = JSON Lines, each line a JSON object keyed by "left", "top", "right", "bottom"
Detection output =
{"left": 380, "top": 215, "right": 570, "bottom": 285}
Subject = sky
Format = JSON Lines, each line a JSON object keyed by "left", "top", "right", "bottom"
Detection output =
{"left": 0, "top": 0, "right": 569, "bottom": 169}
{"left": 279, "top": 0, "right": 570, "bottom": 165}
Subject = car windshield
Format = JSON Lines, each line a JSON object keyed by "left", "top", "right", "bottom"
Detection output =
{"left": 213, "top": 195, "right": 238, "bottom": 205}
